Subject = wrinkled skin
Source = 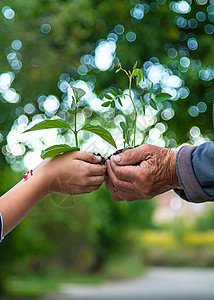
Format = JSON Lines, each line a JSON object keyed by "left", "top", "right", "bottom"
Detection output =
{"left": 105, "top": 144, "right": 181, "bottom": 202}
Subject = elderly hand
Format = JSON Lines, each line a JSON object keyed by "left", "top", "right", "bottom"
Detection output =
{"left": 105, "top": 144, "right": 181, "bottom": 202}
{"left": 37, "top": 151, "right": 106, "bottom": 195}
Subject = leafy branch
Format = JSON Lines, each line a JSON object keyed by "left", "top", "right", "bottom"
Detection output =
{"left": 101, "top": 62, "right": 172, "bottom": 148}
{"left": 24, "top": 87, "right": 116, "bottom": 159}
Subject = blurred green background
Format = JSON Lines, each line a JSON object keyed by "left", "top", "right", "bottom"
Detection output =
{"left": 0, "top": 0, "right": 214, "bottom": 298}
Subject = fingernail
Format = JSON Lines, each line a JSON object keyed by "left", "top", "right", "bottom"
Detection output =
{"left": 95, "top": 155, "right": 101, "bottom": 161}
{"left": 113, "top": 155, "right": 121, "bottom": 163}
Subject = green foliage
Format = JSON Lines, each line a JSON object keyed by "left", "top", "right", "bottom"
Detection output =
{"left": 25, "top": 119, "right": 72, "bottom": 132}
{"left": 1, "top": 185, "right": 155, "bottom": 295}
{"left": 195, "top": 206, "right": 214, "bottom": 231}
{"left": 0, "top": 0, "right": 213, "bottom": 150}
{"left": 155, "top": 93, "right": 172, "bottom": 102}
{"left": 41, "top": 145, "right": 80, "bottom": 159}
{"left": 73, "top": 88, "right": 86, "bottom": 101}
{"left": 0, "top": 0, "right": 214, "bottom": 295}
{"left": 102, "top": 92, "right": 114, "bottom": 100}
{"left": 0, "top": 168, "right": 24, "bottom": 294}
{"left": 80, "top": 124, "right": 117, "bottom": 148}
{"left": 26, "top": 87, "right": 116, "bottom": 157}
{"left": 102, "top": 62, "right": 172, "bottom": 148}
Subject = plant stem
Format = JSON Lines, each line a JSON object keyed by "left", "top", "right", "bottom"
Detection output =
{"left": 133, "top": 111, "right": 137, "bottom": 147}
{"left": 128, "top": 77, "right": 137, "bottom": 148}
{"left": 74, "top": 106, "right": 78, "bottom": 148}
{"left": 120, "top": 67, "right": 138, "bottom": 148}
{"left": 121, "top": 68, "right": 130, "bottom": 80}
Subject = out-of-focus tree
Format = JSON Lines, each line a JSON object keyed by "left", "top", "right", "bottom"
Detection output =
{"left": 1, "top": 0, "right": 214, "bottom": 162}
{"left": 195, "top": 205, "right": 214, "bottom": 231}
{"left": 0, "top": 0, "right": 214, "bottom": 295}
{"left": 0, "top": 185, "right": 154, "bottom": 294}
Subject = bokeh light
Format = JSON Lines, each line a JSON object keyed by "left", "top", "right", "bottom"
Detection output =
{"left": 187, "top": 38, "right": 198, "bottom": 50}
{"left": 2, "top": 6, "right": 15, "bottom": 19}
{"left": 114, "top": 24, "right": 124, "bottom": 35}
{"left": 11, "top": 40, "right": 22, "bottom": 51}
{"left": 131, "top": 4, "right": 144, "bottom": 20}
{"left": 172, "top": 1, "right": 191, "bottom": 14}
{"left": 196, "top": 11, "right": 206, "bottom": 21}
{"left": 126, "top": 32, "right": 136, "bottom": 42}
{"left": 95, "top": 41, "right": 116, "bottom": 71}
{"left": 188, "top": 105, "right": 199, "bottom": 117}
{"left": 41, "top": 23, "right": 51, "bottom": 34}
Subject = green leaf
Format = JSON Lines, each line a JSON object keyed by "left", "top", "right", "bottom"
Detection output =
{"left": 131, "top": 119, "right": 135, "bottom": 129}
{"left": 139, "top": 96, "right": 144, "bottom": 104}
{"left": 80, "top": 124, "right": 116, "bottom": 148}
{"left": 127, "top": 129, "right": 133, "bottom": 146}
{"left": 24, "top": 119, "right": 72, "bottom": 133}
{"left": 141, "top": 70, "right": 144, "bottom": 79}
{"left": 41, "top": 145, "right": 80, "bottom": 159}
{"left": 137, "top": 71, "right": 143, "bottom": 85}
{"left": 150, "top": 99, "right": 158, "bottom": 110}
{"left": 118, "top": 89, "right": 123, "bottom": 94}
{"left": 111, "top": 101, "right": 115, "bottom": 108}
{"left": 109, "top": 89, "right": 117, "bottom": 97}
{"left": 117, "top": 97, "right": 123, "bottom": 106}
{"left": 103, "top": 92, "right": 113, "bottom": 100}
{"left": 101, "top": 101, "right": 111, "bottom": 107}
{"left": 125, "top": 115, "right": 130, "bottom": 128}
{"left": 120, "top": 121, "right": 127, "bottom": 141}
{"left": 142, "top": 104, "right": 146, "bottom": 115}
{"left": 72, "top": 87, "right": 86, "bottom": 101}
{"left": 133, "top": 61, "right": 138, "bottom": 70}
{"left": 150, "top": 83, "right": 153, "bottom": 97}
{"left": 155, "top": 93, "right": 172, "bottom": 102}
{"left": 120, "top": 121, "right": 126, "bottom": 132}
{"left": 132, "top": 68, "right": 140, "bottom": 77}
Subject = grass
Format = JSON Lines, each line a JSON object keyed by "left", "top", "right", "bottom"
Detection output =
{"left": 5, "top": 255, "right": 145, "bottom": 298}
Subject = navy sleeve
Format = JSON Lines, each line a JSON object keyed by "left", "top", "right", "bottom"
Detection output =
{"left": 192, "top": 142, "right": 214, "bottom": 196}
{"left": 0, "top": 213, "right": 3, "bottom": 242}
{"left": 174, "top": 143, "right": 214, "bottom": 203}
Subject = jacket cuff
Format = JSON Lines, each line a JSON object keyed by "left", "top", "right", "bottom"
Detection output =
{"left": 174, "top": 145, "right": 213, "bottom": 203}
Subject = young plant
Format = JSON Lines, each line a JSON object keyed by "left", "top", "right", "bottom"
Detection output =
{"left": 101, "top": 62, "right": 172, "bottom": 149}
{"left": 24, "top": 87, "right": 116, "bottom": 159}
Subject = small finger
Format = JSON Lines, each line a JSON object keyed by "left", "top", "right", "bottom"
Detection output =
{"left": 84, "top": 185, "right": 101, "bottom": 193}
{"left": 88, "top": 164, "right": 107, "bottom": 176}
{"left": 87, "top": 175, "right": 105, "bottom": 186}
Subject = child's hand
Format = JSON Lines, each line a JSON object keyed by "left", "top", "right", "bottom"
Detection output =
{"left": 37, "top": 151, "right": 106, "bottom": 195}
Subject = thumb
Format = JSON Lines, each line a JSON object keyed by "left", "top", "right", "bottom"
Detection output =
{"left": 75, "top": 151, "right": 102, "bottom": 164}
{"left": 112, "top": 145, "right": 152, "bottom": 166}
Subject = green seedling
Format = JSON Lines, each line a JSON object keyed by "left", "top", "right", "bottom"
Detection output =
{"left": 24, "top": 87, "right": 116, "bottom": 159}
{"left": 101, "top": 62, "right": 172, "bottom": 148}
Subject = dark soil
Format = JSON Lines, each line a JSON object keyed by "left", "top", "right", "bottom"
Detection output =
{"left": 93, "top": 153, "right": 106, "bottom": 165}
{"left": 94, "top": 146, "right": 140, "bottom": 166}
{"left": 107, "top": 145, "right": 140, "bottom": 165}
{"left": 107, "top": 149, "right": 123, "bottom": 160}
